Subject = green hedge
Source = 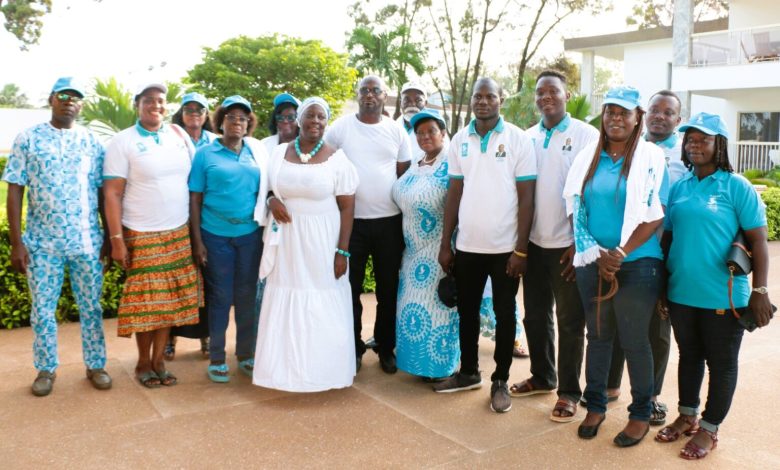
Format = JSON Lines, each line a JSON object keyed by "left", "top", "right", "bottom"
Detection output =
{"left": 0, "top": 223, "right": 125, "bottom": 329}
{"left": 761, "top": 187, "right": 780, "bottom": 241}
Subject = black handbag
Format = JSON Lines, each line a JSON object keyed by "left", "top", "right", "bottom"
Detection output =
{"left": 437, "top": 274, "right": 458, "bottom": 308}
{"left": 726, "top": 230, "right": 752, "bottom": 276}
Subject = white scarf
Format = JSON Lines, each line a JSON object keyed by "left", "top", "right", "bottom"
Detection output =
{"left": 562, "top": 138, "right": 666, "bottom": 267}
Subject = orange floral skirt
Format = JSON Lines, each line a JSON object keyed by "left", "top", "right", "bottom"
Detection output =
{"left": 117, "top": 224, "right": 201, "bottom": 337}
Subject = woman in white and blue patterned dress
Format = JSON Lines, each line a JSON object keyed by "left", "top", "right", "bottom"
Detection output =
{"left": 392, "top": 109, "right": 460, "bottom": 380}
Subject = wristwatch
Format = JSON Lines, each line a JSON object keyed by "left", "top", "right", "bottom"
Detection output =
{"left": 752, "top": 286, "right": 769, "bottom": 295}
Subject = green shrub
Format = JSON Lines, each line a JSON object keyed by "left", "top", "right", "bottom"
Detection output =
{"left": 0, "top": 222, "right": 125, "bottom": 329}
{"left": 751, "top": 178, "right": 778, "bottom": 187}
{"left": 362, "top": 255, "right": 376, "bottom": 293}
{"left": 743, "top": 168, "right": 765, "bottom": 181}
{"left": 0, "top": 156, "right": 7, "bottom": 176}
{"left": 761, "top": 187, "right": 780, "bottom": 241}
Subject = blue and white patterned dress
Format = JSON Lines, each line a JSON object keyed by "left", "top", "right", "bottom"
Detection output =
{"left": 392, "top": 152, "right": 460, "bottom": 378}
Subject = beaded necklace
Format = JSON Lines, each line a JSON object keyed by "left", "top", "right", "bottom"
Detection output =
{"left": 294, "top": 137, "right": 324, "bottom": 163}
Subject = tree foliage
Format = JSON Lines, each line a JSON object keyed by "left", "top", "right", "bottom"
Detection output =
{"left": 346, "top": 1, "right": 428, "bottom": 118}
{"left": 79, "top": 77, "right": 135, "bottom": 138}
{"left": 0, "top": 83, "right": 30, "bottom": 108}
{"left": 626, "top": 0, "right": 728, "bottom": 29}
{"left": 187, "top": 35, "right": 357, "bottom": 138}
{"left": 0, "top": 0, "right": 51, "bottom": 50}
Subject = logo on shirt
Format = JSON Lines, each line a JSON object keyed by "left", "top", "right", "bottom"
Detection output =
{"left": 707, "top": 195, "right": 719, "bottom": 212}
{"left": 495, "top": 144, "right": 507, "bottom": 160}
{"left": 136, "top": 142, "right": 148, "bottom": 153}
{"left": 461, "top": 143, "right": 469, "bottom": 157}
{"left": 562, "top": 138, "right": 572, "bottom": 152}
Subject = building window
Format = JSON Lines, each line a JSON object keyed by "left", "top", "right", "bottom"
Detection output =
{"left": 739, "top": 112, "right": 780, "bottom": 142}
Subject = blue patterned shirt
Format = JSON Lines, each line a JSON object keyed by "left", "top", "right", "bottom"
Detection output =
{"left": 2, "top": 122, "right": 105, "bottom": 255}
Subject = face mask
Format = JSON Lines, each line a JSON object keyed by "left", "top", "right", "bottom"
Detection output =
{"left": 403, "top": 107, "right": 419, "bottom": 121}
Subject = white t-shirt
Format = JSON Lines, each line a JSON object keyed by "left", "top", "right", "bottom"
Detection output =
{"left": 448, "top": 117, "right": 537, "bottom": 254}
{"left": 528, "top": 115, "right": 600, "bottom": 248}
{"left": 325, "top": 114, "right": 412, "bottom": 219}
{"left": 104, "top": 124, "right": 194, "bottom": 231}
{"left": 260, "top": 133, "right": 283, "bottom": 158}
{"left": 396, "top": 115, "right": 424, "bottom": 162}
{"left": 655, "top": 132, "right": 686, "bottom": 185}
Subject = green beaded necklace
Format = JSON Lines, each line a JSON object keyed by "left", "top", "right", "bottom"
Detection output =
{"left": 294, "top": 137, "right": 324, "bottom": 163}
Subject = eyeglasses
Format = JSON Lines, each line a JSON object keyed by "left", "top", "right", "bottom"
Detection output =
{"left": 225, "top": 114, "right": 249, "bottom": 124}
{"left": 416, "top": 129, "right": 441, "bottom": 139}
{"left": 402, "top": 98, "right": 425, "bottom": 106}
{"left": 183, "top": 107, "right": 206, "bottom": 116}
{"left": 359, "top": 86, "right": 384, "bottom": 96}
{"left": 55, "top": 93, "right": 82, "bottom": 103}
{"left": 275, "top": 114, "right": 297, "bottom": 123}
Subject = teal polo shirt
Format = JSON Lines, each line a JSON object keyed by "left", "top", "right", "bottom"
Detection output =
{"left": 665, "top": 169, "right": 766, "bottom": 309}
{"left": 188, "top": 139, "right": 260, "bottom": 237}
{"left": 584, "top": 151, "right": 669, "bottom": 262}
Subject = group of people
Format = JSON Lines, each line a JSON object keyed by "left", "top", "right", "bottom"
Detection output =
{"left": 3, "top": 71, "right": 773, "bottom": 461}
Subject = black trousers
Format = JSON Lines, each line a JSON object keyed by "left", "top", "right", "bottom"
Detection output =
{"left": 454, "top": 250, "right": 520, "bottom": 382}
{"left": 607, "top": 306, "right": 671, "bottom": 396}
{"left": 349, "top": 215, "right": 404, "bottom": 357}
{"left": 521, "top": 242, "right": 585, "bottom": 401}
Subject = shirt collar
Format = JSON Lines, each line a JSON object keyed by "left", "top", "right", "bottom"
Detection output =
{"left": 644, "top": 131, "right": 677, "bottom": 149}
{"left": 538, "top": 113, "right": 571, "bottom": 133}
{"left": 681, "top": 167, "right": 727, "bottom": 182}
{"left": 135, "top": 120, "right": 165, "bottom": 139}
{"left": 468, "top": 116, "right": 505, "bottom": 136}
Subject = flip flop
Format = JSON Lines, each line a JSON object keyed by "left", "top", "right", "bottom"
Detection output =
{"left": 238, "top": 358, "right": 254, "bottom": 377}
{"left": 137, "top": 370, "right": 161, "bottom": 389}
{"left": 550, "top": 398, "right": 578, "bottom": 423}
{"left": 509, "top": 378, "right": 554, "bottom": 397}
{"left": 156, "top": 370, "right": 178, "bottom": 386}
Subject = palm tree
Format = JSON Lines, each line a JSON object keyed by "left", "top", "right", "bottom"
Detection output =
{"left": 80, "top": 77, "right": 135, "bottom": 141}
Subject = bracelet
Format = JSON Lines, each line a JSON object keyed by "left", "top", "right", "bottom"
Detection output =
{"left": 513, "top": 250, "right": 527, "bottom": 258}
{"left": 615, "top": 246, "right": 627, "bottom": 258}
{"left": 266, "top": 196, "right": 277, "bottom": 208}
{"left": 336, "top": 249, "right": 351, "bottom": 258}
{"left": 109, "top": 233, "right": 123, "bottom": 240}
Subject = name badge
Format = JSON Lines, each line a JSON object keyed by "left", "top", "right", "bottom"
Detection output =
{"left": 461, "top": 143, "right": 469, "bottom": 157}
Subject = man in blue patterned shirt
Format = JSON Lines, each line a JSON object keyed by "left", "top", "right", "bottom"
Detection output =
{"left": 2, "top": 77, "right": 112, "bottom": 397}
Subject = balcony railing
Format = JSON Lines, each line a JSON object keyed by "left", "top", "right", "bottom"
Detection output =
{"left": 732, "top": 141, "right": 780, "bottom": 173}
{"left": 691, "top": 23, "right": 780, "bottom": 66}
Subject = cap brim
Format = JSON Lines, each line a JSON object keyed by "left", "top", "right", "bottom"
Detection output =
{"left": 53, "top": 87, "right": 85, "bottom": 98}
{"left": 679, "top": 123, "right": 719, "bottom": 136}
{"left": 602, "top": 98, "right": 639, "bottom": 110}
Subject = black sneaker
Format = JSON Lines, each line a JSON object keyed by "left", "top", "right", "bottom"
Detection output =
{"left": 432, "top": 371, "right": 482, "bottom": 393}
{"left": 490, "top": 380, "right": 512, "bottom": 413}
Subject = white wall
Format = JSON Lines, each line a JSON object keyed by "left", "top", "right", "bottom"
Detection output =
{"left": 623, "top": 41, "right": 674, "bottom": 106}
{"left": 729, "top": 0, "right": 780, "bottom": 30}
{"left": 691, "top": 95, "right": 730, "bottom": 131}
{"left": 0, "top": 109, "right": 51, "bottom": 154}
{"left": 720, "top": 92, "right": 780, "bottom": 141}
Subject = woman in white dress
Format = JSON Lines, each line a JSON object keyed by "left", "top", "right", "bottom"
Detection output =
{"left": 253, "top": 97, "right": 359, "bottom": 392}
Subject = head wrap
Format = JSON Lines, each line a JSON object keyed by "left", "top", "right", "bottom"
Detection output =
{"left": 296, "top": 97, "right": 331, "bottom": 127}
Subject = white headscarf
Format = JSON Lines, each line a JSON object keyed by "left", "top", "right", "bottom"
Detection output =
{"left": 296, "top": 97, "right": 331, "bottom": 126}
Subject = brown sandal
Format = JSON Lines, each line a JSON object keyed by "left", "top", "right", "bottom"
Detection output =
{"left": 655, "top": 415, "right": 699, "bottom": 442}
{"left": 509, "top": 378, "right": 554, "bottom": 397}
{"left": 550, "top": 398, "right": 577, "bottom": 423}
{"left": 680, "top": 428, "right": 718, "bottom": 460}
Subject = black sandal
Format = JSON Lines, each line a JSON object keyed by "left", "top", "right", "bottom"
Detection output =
{"left": 650, "top": 401, "right": 668, "bottom": 426}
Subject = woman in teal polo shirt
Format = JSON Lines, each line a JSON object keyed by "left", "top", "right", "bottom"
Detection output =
{"left": 655, "top": 113, "right": 772, "bottom": 460}
{"left": 189, "top": 95, "right": 268, "bottom": 383}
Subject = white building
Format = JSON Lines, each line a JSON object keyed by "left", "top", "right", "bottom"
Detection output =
{"left": 0, "top": 108, "right": 51, "bottom": 155}
{"left": 565, "top": 0, "right": 780, "bottom": 171}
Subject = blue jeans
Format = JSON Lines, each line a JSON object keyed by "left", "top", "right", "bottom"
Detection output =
{"left": 201, "top": 228, "right": 262, "bottom": 363}
{"left": 669, "top": 301, "right": 744, "bottom": 432}
{"left": 576, "top": 257, "right": 661, "bottom": 421}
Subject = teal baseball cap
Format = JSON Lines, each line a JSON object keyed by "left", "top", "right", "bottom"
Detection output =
{"left": 409, "top": 108, "right": 445, "bottom": 131}
{"left": 181, "top": 92, "right": 209, "bottom": 109}
{"left": 51, "top": 77, "right": 86, "bottom": 98}
{"left": 221, "top": 95, "right": 252, "bottom": 112}
{"left": 679, "top": 112, "right": 730, "bottom": 139}
{"left": 603, "top": 85, "right": 642, "bottom": 110}
{"left": 273, "top": 92, "right": 300, "bottom": 109}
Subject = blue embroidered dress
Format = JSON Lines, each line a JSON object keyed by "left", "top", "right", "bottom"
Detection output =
{"left": 392, "top": 153, "right": 460, "bottom": 378}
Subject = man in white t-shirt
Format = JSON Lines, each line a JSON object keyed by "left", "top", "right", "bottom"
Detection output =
{"left": 396, "top": 81, "right": 427, "bottom": 161}
{"left": 510, "top": 71, "right": 599, "bottom": 423}
{"left": 435, "top": 77, "right": 536, "bottom": 414}
{"left": 325, "top": 75, "right": 412, "bottom": 374}
{"left": 606, "top": 89, "right": 682, "bottom": 427}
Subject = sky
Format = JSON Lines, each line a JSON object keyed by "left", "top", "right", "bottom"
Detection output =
{"left": 1, "top": 0, "right": 635, "bottom": 106}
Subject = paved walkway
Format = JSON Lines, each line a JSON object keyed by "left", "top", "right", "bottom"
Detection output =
{"left": 3, "top": 245, "right": 780, "bottom": 469}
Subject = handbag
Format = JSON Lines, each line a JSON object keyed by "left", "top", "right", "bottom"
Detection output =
{"left": 726, "top": 230, "right": 752, "bottom": 319}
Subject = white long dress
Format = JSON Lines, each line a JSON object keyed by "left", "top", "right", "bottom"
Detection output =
{"left": 253, "top": 148, "right": 359, "bottom": 392}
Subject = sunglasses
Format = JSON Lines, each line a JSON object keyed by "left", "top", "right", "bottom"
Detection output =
{"left": 183, "top": 107, "right": 207, "bottom": 116}
{"left": 55, "top": 93, "right": 82, "bottom": 103}
{"left": 275, "top": 114, "right": 297, "bottom": 123}
{"left": 359, "top": 87, "right": 384, "bottom": 96}
{"left": 225, "top": 114, "right": 249, "bottom": 123}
